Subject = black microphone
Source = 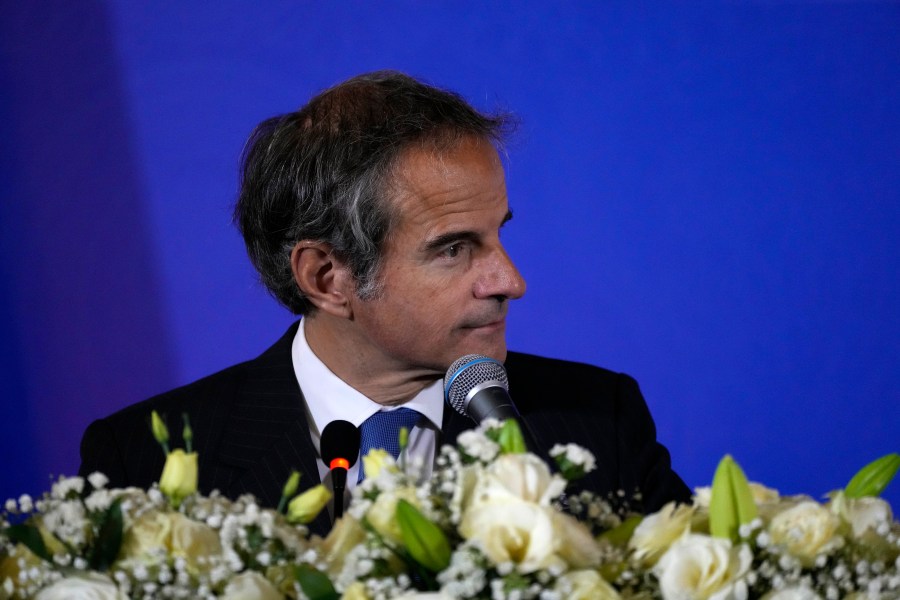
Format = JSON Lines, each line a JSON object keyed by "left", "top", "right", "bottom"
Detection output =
{"left": 320, "top": 420, "right": 361, "bottom": 520}
{"left": 444, "top": 354, "right": 520, "bottom": 424}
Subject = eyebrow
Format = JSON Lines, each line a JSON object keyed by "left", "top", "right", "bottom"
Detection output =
{"left": 421, "top": 210, "right": 514, "bottom": 253}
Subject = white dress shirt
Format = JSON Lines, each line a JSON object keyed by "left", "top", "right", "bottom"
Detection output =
{"left": 291, "top": 318, "right": 444, "bottom": 512}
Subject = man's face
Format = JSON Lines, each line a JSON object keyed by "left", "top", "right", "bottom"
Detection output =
{"left": 345, "top": 136, "right": 526, "bottom": 376}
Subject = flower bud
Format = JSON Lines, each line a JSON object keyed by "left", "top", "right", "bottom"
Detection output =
{"left": 287, "top": 484, "right": 332, "bottom": 524}
{"left": 396, "top": 499, "right": 451, "bottom": 572}
{"left": 282, "top": 470, "right": 301, "bottom": 499}
{"left": 151, "top": 411, "right": 170, "bottom": 449}
{"left": 277, "top": 470, "right": 302, "bottom": 513}
{"left": 399, "top": 426, "right": 410, "bottom": 451}
{"left": 159, "top": 449, "right": 198, "bottom": 505}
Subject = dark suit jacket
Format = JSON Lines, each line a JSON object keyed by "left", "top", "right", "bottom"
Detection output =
{"left": 79, "top": 321, "right": 690, "bottom": 535}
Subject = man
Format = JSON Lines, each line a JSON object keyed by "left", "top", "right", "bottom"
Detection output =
{"left": 80, "top": 71, "right": 690, "bottom": 535}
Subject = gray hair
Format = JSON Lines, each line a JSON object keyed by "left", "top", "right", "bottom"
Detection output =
{"left": 234, "top": 71, "right": 514, "bottom": 315}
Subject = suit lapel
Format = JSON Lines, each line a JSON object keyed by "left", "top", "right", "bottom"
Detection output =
{"left": 214, "top": 322, "right": 331, "bottom": 534}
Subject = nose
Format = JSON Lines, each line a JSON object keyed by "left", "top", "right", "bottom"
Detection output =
{"left": 473, "top": 244, "right": 527, "bottom": 301}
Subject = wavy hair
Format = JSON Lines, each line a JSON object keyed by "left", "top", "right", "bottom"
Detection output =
{"left": 234, "top": 71, "right": 514, "bottom": 314}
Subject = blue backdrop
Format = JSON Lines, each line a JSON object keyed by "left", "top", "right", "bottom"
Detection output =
{"left": 2, "top": 2, "right": 898, "bottom": 510}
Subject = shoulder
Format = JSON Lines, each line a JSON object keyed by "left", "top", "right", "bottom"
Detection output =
{"left": 504, "top": 350, "right": 639, "bottom": 402}
{"left": 97, "top": 360, "right": 253, "bottom": 426}
{"left": 93, "top": 321, "right": 300, "bottom": 428}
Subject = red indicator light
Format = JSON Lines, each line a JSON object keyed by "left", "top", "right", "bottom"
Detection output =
{"left": 330, "top": 458, "right": 350, "bottom": 470}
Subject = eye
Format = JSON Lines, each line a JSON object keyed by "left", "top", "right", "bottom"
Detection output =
{"left": 443, "top": 243, "right": 462, "bottom": 258}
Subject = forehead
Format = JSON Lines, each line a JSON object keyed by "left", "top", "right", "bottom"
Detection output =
{"left": 386, "top": 136, "right": 507, "bottom": 232}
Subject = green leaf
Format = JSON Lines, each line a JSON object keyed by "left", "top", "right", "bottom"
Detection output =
{"left": 5, "top": 524, "right": 52, "bottom": 562}
{"left": 88, "top": 499, "right": 123, "bottom": 571}
{"left": 598, "top": 514, "right": 643, "bottom": 547}
{"left": 395, "top": 499, "right": 451, "bottom": 573}
{"left": 294, "top": 564, "right": 339, "bottom": 600}
{"left": 845, "top": 453, "right": 900, "bottom": 499}
{"left": 497, "top": 419, "right": 527, "bottom": 454}
{"left": 708, "top": 455, "right": 757, "bottom": 542}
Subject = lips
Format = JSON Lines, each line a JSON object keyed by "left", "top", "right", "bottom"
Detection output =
{"left": 462, "top": 317, "right": 506, "bottom": 331}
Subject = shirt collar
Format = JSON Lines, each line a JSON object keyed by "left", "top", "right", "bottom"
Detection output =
{"left": 291, "top": 318, "right": 444, "bottom": 441}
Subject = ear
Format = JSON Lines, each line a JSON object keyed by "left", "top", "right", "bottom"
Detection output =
{"left": 290, "top": 241, "right": 354, "bottom": 318}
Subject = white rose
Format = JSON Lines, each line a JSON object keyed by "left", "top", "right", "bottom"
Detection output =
{"left": 654, "top": 534, "right": 751, "bottom": 600}
{"left": 554, "top": 569, "right": 621, "bottom": 599}
{"left": 761, "top": 586, "right": 822, "bottom": 600}
{"left": 221, "top": 571, "right": 282, "bottom": 600}
{"left": 461, "top": 501, "right": 558, "bottom": 572}
{"left": 119, "top": 511, "right": 222, "bottom": 568}
{"left": 340, "top": 582, "right": 370, "bottom": 600}
{"left": 550, "top": 510, "right": 603, "bottom": 569}
{"left": 468, "top": 453, "right": 566, "bottom": 508}
{"left": 829, "top": 492, "right": 893, "bottom": 538}
{"left": 460, "top": 500, "right": 599, "bottom": 572}
{"left": 35, "top": 574, "right": 124, "bottom": 600}
{"left": 767, "top": 501, "right": 844, "bottom": 567}
{"left": 322, "top": 515, "right": 368, "bottom": 573}
{"left": 169, "top": 512, "right": 223, "bottom": 565}
{"left": 119, "top": 510, "right": 173, "bottom": 560}
{"left": 629, "top": 502, "right": 694, "bottom": 566}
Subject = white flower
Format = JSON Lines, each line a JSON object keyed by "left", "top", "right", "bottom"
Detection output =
{"left": 468, "top": 453, "right": 566, "bottom": 509}
{"left": 322, "top": 515, "right": 368, "bottom": 573}
{"left": 34, "top": 573, "right": 124, "bottom": 600}
{"left": 220, "top": 570, "right": 282, "bottom": 600}
{"left": 50, "top": 476, "right": 85, "bottom": 499}
{"left": 554, "top": 569, "right": 621, "bottom": 599}
{"left": 767, "top": 501, "right": 844, "bottom": 567}
{"left": 461, "top": 501, "right": 558, "bottom": 572}
{"left": 549, "top": 443, "right": 597, "bottom": 473}
{"left": 456, "top": 430, "right": 500, "bottom": 463}
{"left": 829, "top": 492, "right": 893, "bottom": 538}
{"left": 87, "top": 472, "right": 109, "bottom": 490}
{"left": 118, "top": 511, "right": 222, "bottom": 569}
{"left": 340, "top": 582, "right": 369, "bottom": 600}
{"left": 654, "top": 534, "right": 752, "bottom": 600}
{"left": 365, "top": 486, "right": 421, "bottom": 545}
{"left": 460, "top": 500, "right": 600, "bottom": 573}
{"left": 629, "top": 501, "right": 694, "bottom": 566}
{"left": 761, "top": 587, "right": 822, "bottom": 599}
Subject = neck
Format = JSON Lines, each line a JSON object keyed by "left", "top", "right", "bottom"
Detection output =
{"left": 303, "top": 314, "right": 441, "bottom": 406}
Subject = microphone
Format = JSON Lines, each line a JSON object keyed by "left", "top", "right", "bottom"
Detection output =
{"left": 444, "top": 354, "right": 519, "bottom": 424}
{"left": 320, "top": 420, "right": 361, "bottom": 519}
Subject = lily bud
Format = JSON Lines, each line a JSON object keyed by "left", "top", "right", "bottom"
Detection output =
{"left": 287, "top": 484, "right": 332, "bottom": 524}
{"left": 396, "top": 499, "right": 451, "bottom": 572}
{"left": 497, "top": 419, "right": 526, "bottom": 454}
{"left": 151, "top": 411, "right": 170, "bottom": 453}
{"left": 159, "top": 449, "right": 198, "bottom": 505}
{"left": 282, "top": 470, "right": 301, "bottom": 499}
{"left": 181, "top": 413, "right": 194, "bottom": 453}
{"left": 399, "top": 426, "right": 410, "bottom": 451}
{"left": 277, "top": 471, "right": 301, "bottom": 514}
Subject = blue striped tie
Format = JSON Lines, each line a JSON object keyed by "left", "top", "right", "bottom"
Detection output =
{"left": 358, "top": 407, "right": 420, "bottom": 482}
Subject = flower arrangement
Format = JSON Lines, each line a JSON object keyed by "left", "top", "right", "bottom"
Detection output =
{"left": 1, "top": 415, "right": 898, "bottom": 599}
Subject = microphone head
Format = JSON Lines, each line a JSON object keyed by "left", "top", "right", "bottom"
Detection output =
{"left": 320, "top": 420, "right": 361, "bottom": 468}
{"left": 444, "top": 354, "right": 509, "bottom": 416}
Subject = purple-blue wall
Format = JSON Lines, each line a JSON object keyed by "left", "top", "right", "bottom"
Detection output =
{"left": 2, "top": 3, "right": 898, "bottom": 510}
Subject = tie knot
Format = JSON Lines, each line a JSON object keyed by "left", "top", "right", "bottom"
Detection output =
{"left": 358, "top": 407, "right": 420, "bottom": 481}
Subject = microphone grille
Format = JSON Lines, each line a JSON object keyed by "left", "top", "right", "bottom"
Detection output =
{"left": 444, "top": 354, "right": 509, "bottom": 414}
